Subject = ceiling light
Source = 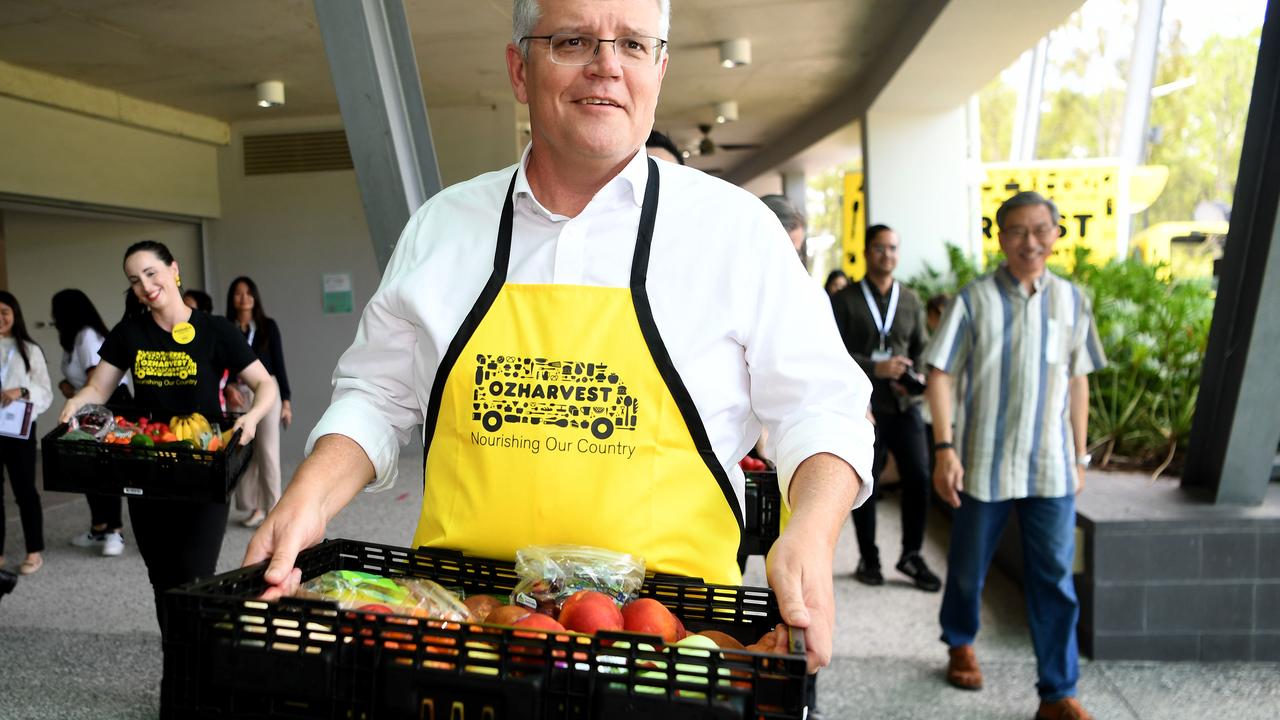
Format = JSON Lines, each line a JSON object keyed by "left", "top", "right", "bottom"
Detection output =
{"left": 719, "top": 38, "right": 752, "bottom": 68}
{"left": 256, "top": 80, "right": 285, "bottom": 108}
{"left": 714, "top": 100, "right": 738, "bottom": 124}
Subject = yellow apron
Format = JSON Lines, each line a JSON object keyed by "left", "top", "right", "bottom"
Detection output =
{"left": 414, "top": 158, "right": 744, "bottom": 584}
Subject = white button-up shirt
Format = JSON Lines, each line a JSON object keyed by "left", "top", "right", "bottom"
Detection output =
{"left": 309, "top": 145, "right": 875, "bottom": 514}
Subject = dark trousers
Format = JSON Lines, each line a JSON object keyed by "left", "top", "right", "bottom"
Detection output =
{"left": 0, "top": 426, "right": 42, "bottom": 555}
{"left": 128, "top": 497, "right": 228, "bottom": 632}
{"left": 939, "top": 492, "right": 1080, "bottom": 701}
{"left": 852, "top": 407, "right": 930, "bottom": 565}
{"left": 86, "top": 493, "right": 123, "bottom": 529}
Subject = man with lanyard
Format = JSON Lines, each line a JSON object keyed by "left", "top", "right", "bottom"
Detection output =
{"left": 831, "top": 225, "right": 940, "bottom": 591}
{"left": 924, "top": 191, "right": 1105, "bottom": 720}
{"left": 246, "top": 0, "right": 875, "bottom": 676}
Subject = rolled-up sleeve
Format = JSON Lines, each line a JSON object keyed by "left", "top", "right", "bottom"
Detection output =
{"left": 744, "top": 215, "right": 875, "bottom": 510}
{"left": 306, "top": 214, "right": 429, "bottom": 491}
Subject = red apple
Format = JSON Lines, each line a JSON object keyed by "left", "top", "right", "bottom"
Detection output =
{"left": 558, "top": 590, "right": 623, "bottom": 635}
{"left": 621, "top": 598, "right": 680, "bottom": 643}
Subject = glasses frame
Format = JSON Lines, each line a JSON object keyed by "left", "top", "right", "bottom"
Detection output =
{"left": 520, "top": 33, "right": 669, "bottom": 67}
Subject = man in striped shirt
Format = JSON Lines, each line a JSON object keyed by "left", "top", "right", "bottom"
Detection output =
{"left": 922, "top": 191, "right": 1106, "bottom": 720}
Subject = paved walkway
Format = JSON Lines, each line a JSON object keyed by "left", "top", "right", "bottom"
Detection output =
{"left": 2, "top": 454, "right": 1278, "bottom": 719}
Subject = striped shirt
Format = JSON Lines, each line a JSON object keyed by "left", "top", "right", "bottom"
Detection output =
{"left": 922, "top": 267, "right": 1106, "bottom": 501}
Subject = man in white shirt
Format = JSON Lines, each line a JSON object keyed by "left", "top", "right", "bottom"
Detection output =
{"left": 246, "top": 0, "right": 874, "bottom": 673}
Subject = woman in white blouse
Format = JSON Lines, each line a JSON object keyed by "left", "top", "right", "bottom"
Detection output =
{"left": 53, "top": 289, "right": 130, "bottom": 558}
{"left": 0, "top": 291, "right": 53, "bottom": 575}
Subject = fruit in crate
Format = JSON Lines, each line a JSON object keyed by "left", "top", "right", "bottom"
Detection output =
{"left": 169, "top": 413, "right": 216, "bottom": 450}
{"left": 558, "top": 590, "right": 624, "bottom": 634}
{"left": 463, "top": 594, "right": 503, "bottom": 622}
{"left": 621, "top": 598, "right": 680, "bottom": 643}
{"left": 485, "top": 604, "right": 534, "bottom": 627}
{"left": 513, "top": 613, "right": 566, "bottom": 632}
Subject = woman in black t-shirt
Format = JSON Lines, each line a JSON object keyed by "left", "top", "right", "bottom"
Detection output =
{"left": 59, "top": 241, "right": 279, "bottom": 630}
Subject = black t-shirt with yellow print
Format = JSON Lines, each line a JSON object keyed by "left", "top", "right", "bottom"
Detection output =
{"left": 99, "top": 310, "right": 257, "bottom": 420}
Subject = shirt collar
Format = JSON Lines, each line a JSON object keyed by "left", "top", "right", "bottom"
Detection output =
{"left": 996, "top": 264, "right": 1048, "bottom": 297}
{"left": 512, "top": 142, "right": 649, "bottom": 218}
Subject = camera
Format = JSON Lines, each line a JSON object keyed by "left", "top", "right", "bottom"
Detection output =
{"left": 897, "top": 369, "right": 927, "bottom": 396}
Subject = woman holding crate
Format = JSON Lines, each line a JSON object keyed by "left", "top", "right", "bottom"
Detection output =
{"left": 0, "top": 291, "right": 53, "bottom": 576}
{"left": 59, "top": 240, "right": 278, "bottom": 630}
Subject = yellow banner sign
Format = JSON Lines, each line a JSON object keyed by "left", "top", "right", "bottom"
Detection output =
{"left": 841, "top": 172, "right": 866, "bottom": 281}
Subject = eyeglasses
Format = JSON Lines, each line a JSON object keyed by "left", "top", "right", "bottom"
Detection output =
{"left": 521, "top": 33, "right": 668, "bottom": 67}
{"left": 1002, "top": 225, "right": 1058, "bottom": 241}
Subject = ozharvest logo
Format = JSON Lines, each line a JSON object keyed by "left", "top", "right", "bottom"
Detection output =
{"left": 472, "top": 354, "right": 638, "bottom": 440}
{"left": 133, "top": 350, "right": 198, "bottom": 381}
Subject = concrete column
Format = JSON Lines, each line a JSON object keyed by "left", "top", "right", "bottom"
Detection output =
{"left": 314, "top": 0, "right": 442, "bottom": 273}
{"left": 864, "top": 105, "right": 974, "bottom": 280}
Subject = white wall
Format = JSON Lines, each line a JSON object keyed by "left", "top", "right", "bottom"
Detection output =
{"left": 3, "top": 209, "right": 201, "bottom": 432}
{"left": 0, "top": 95, "right": 220, "bottom": 218}
{"left": 208, "top": 104, "right": 523, "bottom": 470}
{"left": 864, "top": 105, "right": 976, "bottom": 281}
{"left": 207, "top": 116, "right": 378, "bottom": 472}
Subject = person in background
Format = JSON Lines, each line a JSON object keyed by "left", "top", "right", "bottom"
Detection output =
{"left": 0, "top": 291, "right": 53, "bottom": 575}
{"left": 926, "top": 293, "right": 950, "bottom": 335}
{"left": 830, "top": 225, "right": 939, "bottom": 591}
{"left": 760, "top": 194, "right": 807, "bottom": 264}
{"left": 224, "top": 276, "right": 291, "bottom": 528}
{"left": 825, "top": 270, "right": 849, "bottom": 296}
{"left": 54, "top": 289, "right": 131, "bottom": 558}
{"left": 60, "top": 241, "right": 277, "bottom": 633}
{"left": 924, "top": 191, "right": 1105, "bottom": 720}
{"left": 183, "top": 289, "right": 214, "bottom": 314}
{"left": 645, "top": 129, "right": 684, "bottom": 165}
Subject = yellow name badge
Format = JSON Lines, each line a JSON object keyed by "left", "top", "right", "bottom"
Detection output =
{"left": 171, "top": 322, "right": 195, "bottom": 345}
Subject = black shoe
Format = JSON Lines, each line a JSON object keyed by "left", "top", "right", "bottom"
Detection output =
{"left": 896, "top": 553, "right": 942, "bottom": 592}
{"left": 853, "top": 558, "right": 884, "bottom": 586}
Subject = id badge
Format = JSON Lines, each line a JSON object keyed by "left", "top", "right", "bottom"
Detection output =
{"left": 870, "top": 349, "right": 892, "bottom": 362}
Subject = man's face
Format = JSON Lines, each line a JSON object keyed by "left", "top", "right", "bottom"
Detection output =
{"left": 998, "top": 204, "right": 1059, "bottom": 279}
{"left": 507, "top": 0, "right": 667, "bottom": 167}
{"left": 866, "top": 229, "right": 899, "bottom": 277}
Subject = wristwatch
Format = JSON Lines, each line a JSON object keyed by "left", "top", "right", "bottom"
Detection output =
{"left": 19, "top": 388, "right": 29, "bottom": 400}
{"left": 1076, "top": 452, "right": 1092, "bottom": 468}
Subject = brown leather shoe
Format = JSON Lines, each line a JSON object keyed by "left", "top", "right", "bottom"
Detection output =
{"left": 1036, "top": 697, "right": 1093, "bottom": 720}
{"left": 946, "top": 645, "right": 983, "bottom": 690}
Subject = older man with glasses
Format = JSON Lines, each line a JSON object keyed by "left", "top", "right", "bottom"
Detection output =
{"left": 247, "top": 0, "right": 875, "bottom": 687}
{"left": 923, "top": 191, "right": 1107, "bottom": 720}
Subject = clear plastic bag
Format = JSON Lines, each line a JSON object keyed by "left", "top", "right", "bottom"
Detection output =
{"left": 69, "top": 404, "right": 116, "bottom": 440}
{"left": 294, "top": 570, "right": 472, "bottom": 621}
{"left": 512, "top": 544, "right": 646, "bottom": 612}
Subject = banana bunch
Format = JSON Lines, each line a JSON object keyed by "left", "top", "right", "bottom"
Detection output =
{"left": 169, "top": 413, "right": 215, "bottom": 449}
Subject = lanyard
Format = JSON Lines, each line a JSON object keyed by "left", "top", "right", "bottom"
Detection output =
{"left": 243, "top": 321, "right": 256, "bottom": 347}
{"left": 860, "top": 279, "right": 899, "bottom": 351}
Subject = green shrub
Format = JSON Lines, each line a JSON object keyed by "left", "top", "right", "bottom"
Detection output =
{"left": 909, "top": 244, "right": 1214, "bottom": 476}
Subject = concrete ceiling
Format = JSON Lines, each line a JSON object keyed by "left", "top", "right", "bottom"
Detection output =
{"left": 0, "top": 0, "right": 923, "bottom": 177}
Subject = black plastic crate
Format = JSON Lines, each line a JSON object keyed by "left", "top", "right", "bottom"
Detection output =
{"left": 41, "top": 407, "right": 253, "bottom": 503}
{"left": 163, "top": 539, "right": 808, "bottom": 719}
{"left": 741, "top": 471, "right": 782, "bottom": 557}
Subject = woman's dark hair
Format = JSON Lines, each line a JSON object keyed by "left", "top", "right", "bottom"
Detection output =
{"left": 123, "top": 240, "right": 176, "bottom": 268}
{"left": 51, "top": 289, "right": 109, "bottom": 353}
{"left": 927, "top": 293, "right": 951, "bottom": 316}
{"left": 0, "top": 290, "right": 38, "bottom": 372}
{"left": 646, "top": 130, "right": 684, "bottom": 165}
{"left": 122, "top": 288, "right": 146, "bottom": 320}
{"left": 825, "top": 270, "right": 849, "bottom": 291}
{"left": 183, "top": 289, "right": 213, "bottom": 314}
{"left": 226, "top": 276, "right": 269, "bottom": 352}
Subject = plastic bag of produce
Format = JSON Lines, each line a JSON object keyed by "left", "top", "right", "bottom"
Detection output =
{"left": 293, "top": 570, "right": 472, "bottom": 621}
{"left": 68, "top": 404, "right": 115, "bottom": 440}
{"left": 512, "top": 544, "right": 645, "bottom": 612}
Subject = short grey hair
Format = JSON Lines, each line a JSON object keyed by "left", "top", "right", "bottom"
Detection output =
{"left": 513, "top": 0, "right": 672, "bottom": 56}
{"left": 760, "top": 194, "right": 806, "bottom": 233}
{"left": 996, "top": 190, "right": 1061, "bottom": 229}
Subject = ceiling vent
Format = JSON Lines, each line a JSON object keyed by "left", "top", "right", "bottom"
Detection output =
{"left": 243, "top": 130, "right": 353, "bottom": 175}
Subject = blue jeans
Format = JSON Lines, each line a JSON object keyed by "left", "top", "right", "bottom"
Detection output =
{"left": 939, "top": 492, "right": 1079, "bottom": 701}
